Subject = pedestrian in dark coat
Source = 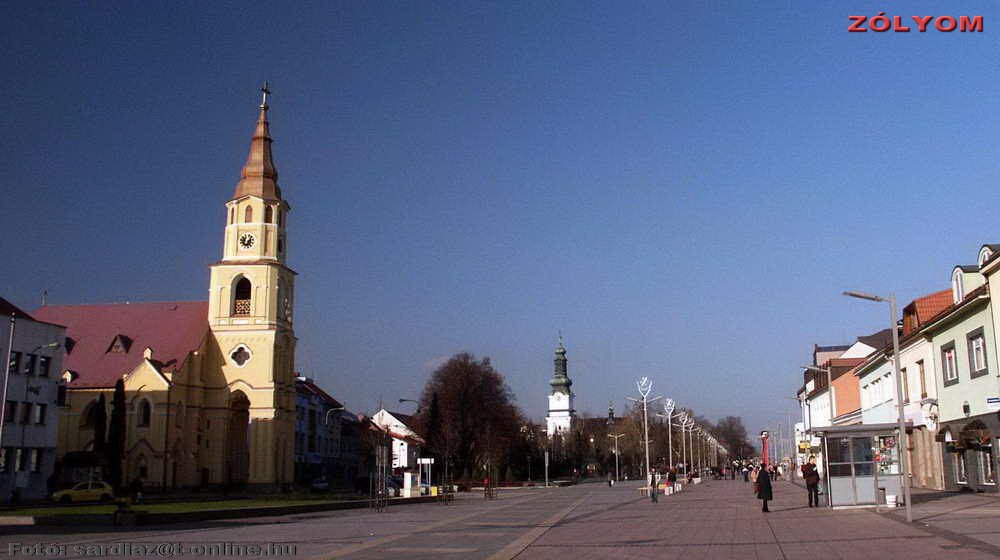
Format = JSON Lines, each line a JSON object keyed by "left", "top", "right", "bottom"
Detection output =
{"left": 756, "top": 466, "right": 773, "bottom": 512}
{"left": 801, "top": 455, "right": 821, "bottom": 507}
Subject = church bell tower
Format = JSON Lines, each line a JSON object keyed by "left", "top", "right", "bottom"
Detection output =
{"left": 546, "top": 337, "right": 576, "bottom": 436}
{"left": 207, "top": 83, "right": 296, "bottom": 487}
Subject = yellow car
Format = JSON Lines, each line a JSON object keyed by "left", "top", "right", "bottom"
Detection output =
{"left": 52, "top": 481, "right": 115, "bottom": 504}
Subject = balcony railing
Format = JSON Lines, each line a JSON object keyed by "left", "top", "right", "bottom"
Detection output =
{"left": 233, "top": 299, "right": 251, "bottom": 316}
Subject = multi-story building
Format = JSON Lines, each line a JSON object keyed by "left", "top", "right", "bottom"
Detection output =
{"left": 294, "top": 376, "right": 344, "bottom": 486}
{"left": 370, "top": 409, "right": 423, "bottom": 471}
{"left": 0, "top": 298, "right": 66, "bottom": 502}
{"left": 922, "top": 246, "right": 1000, "bottom": 492}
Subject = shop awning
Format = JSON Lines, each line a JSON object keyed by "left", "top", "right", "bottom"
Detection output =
{"left": 809, "top": 422, "right": 912, "bottom": 436}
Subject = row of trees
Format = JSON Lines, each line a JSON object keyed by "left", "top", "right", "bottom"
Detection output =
{"left": 408, "top": 352, "right": 756, "bottom": 482}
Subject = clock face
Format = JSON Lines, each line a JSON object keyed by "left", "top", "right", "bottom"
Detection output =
{"left": 239, "top": 233, "right": 255, "bottom": 249}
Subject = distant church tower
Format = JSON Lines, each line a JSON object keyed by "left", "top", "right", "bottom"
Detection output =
{"left": 546, "top": 337, "right": 575, "bottom": 436}
{"left": 207, "top": 84, "right": 296, "bottom": 488}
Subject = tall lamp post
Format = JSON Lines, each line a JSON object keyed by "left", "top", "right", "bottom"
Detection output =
{"left": 657, "top": 399, "right": 684, "bottom": 471}
{"left": 607, "top": 433, "right": 624, "bottom": 482}
{"left": 678, "top": 413, "right": 688, "bottom": 474}
{"left": 627, "top": 377, "right": 661, "bottom": 484}
{"left": 844, "top": 289, "right": 912, "bottom": 523}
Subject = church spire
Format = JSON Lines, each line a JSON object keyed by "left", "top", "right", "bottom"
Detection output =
{"left": 232, "top": 82, "right": 282, "bottom": 202}
{"left": 550, "top": 336, "right": 572, "bottom": 394}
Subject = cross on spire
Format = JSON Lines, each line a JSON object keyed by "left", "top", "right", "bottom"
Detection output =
{"left": 260, "top": 81, "right": 271, "bottom": 108}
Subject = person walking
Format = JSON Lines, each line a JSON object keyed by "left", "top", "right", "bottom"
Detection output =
{"left": 742, "top": 464, "right": 750, "bottom": 483}
{"left": 801, "top": 455, "right": 821, "bottom": 508}
{"left": 649, "top": 470, "right": 659, "bottom": 503}
{"left": 756, "top": 465, "right": 773, "bottom": 512}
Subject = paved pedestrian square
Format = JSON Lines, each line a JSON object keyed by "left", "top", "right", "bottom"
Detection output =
{"left": 4, "top": 479, "right": 999, "bottom": 559}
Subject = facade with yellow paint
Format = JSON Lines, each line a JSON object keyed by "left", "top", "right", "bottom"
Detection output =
{"left": 35, "top": 91, "right": 296, "bottom": 490}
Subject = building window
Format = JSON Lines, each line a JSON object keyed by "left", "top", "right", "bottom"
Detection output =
{"left": 8, "top": 352, "right": 20, "bottom": 375}
{"left": 13, "top": 448, "right": 24, "bottom": 472}
{"left": 23, "top": 354, "right": 36, "bottom": 375}
{"left": 33, "top": 404, "right": 46, "bottom": 425}
{"left": 967, "top": 328, "right": 988, "bottom": 378}
{"left": 38, "top": 356, "right": 50, "bottom": 377}
{"left": 952, "top": 269, "right": 965, "bottom": 303}
{"left": 28, "top": 449, "right": 40, "bottom": 473}
{"left": 956, "top": 452, "right": 967, "bottom": 484}
{"left": 3, "top": 401, "right": 15, "bottom": 423}
{"left": 244, "top": 205, "right": 253, "bottom": 223}
{"left": 229, "top": 207, "right": 234, "bottom": 225}
{"left": 265, "top": 206, "right": 273, "bottom": 223}
{"left": 979, "top": 444, "right": 995, "bottom": 485}
{"left": 80, "top": 401, "right": 100, "bottom": 428}
{"left": 0, "top": 448, "right": 8, "bottom": 472}
{"left": 19, "top": 402, "right": 31, "bottom": 424}
{"left": 233, "top": 277, "right": 252, "bottom": 316}
{"left": 942, "top": 343, "right": 958, "bottom": 386}
{"left": 901, "top": 367, "right": 909, "bottom": 404}
{"left": 917, "top": 360, "right": 927, "bottom": 399}
{"left": 137, "top": 400, "right": 151, "bottom": 427}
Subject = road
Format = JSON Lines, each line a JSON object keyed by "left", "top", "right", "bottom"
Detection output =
{"left": 4, "top": 479, "right": 999, "bottom": 559}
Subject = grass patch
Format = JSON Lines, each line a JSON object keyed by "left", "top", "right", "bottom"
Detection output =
{"left": 11, "top": 497, "right": 368, "bottom": 518}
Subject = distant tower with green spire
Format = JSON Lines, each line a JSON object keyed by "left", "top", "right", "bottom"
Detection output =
{"left": 546, "top": 336, "right": 576, "bottom": 436}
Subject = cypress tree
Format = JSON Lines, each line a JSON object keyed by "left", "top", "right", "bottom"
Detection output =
{"left": 106, "top": 380, "right": 127, "bottom": 489}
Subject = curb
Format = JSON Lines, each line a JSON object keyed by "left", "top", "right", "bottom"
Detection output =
{"left": 22, "top": 495, "right": 444, "bottom": 527}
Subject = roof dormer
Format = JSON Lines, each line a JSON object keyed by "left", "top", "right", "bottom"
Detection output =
{"left": 952, "top": 265, "right": 984, "bottom": 304}
{"left": 106, "top": 334, "right": 133, "bottom": 354}
{"left": 978, "top": 245, "right": 995, "bottom": 266}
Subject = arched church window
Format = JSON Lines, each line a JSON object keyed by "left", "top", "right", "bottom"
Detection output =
{"left": 137, "top": 399, "right": 151, "bottom": 428}
{"left": 229, "top": 208, "right": 234, "bottom": 225}
{"left": 233, "top": 277, "right": 252, "bottom": 316}
{"left": 80, "top": 400, "right": 100, "bottom": 428}
{"left": 244, "top": 205, "right": 253, "bottom": 223}
{"left": 265, "top": 206, "right": 273, "bottom": 223}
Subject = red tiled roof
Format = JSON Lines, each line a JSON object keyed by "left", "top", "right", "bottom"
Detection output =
{"left": 913, "top": 289, "right": 953, "bottom": 325}
{"left": 826, "top": 357, "right": 865, "bottom": 368}
{"left": 32, "top": 301, "right": 208, "bottom": 388}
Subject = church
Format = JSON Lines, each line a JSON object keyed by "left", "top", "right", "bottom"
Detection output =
{"left": 545, "top": 338, "right": 576, "bottom": 436}
{"left": 33, "top": 88, "right": 297, "bottom": 490}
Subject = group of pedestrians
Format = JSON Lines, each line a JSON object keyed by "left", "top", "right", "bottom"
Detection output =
{"left": 740, "top": 455, "right": 824, "bottom": 513}
{"left": 641, "top": 456, "right": 825, "bottom": 513}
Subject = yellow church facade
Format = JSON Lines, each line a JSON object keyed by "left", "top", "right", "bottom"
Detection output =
{"left": 35, "top": 90, "right": 296, "bottom": 490}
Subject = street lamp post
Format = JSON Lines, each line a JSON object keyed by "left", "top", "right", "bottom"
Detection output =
{"left": 0, "top": 314, "right": 16, "bottom": 456}
{"left": 844, "top": 290, "right": 912, "bottom": 523}
{"left": 678, "top": 413, "right": 688, "bottom": 474}
{"left": 657, "top": 399, "right": 683, "bottom": 472}
{"left": 627, "top": 377, "right": 661, "bottom": 485}
{"left": 607, "top": 433, "right": 624, "bottom": 481}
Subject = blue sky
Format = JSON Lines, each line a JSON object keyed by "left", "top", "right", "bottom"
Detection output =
{"left": 3, "top": 1, "right": 999, "bottom": 439}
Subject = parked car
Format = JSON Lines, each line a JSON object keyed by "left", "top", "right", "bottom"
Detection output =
{"left": 52, "top": 481, "right": 114, "bottom": 504}
{"left": 310, "top": 477, "right": 330, "bottom": 492}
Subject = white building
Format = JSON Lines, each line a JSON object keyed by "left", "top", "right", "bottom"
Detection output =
{"left": 371, "top": 409, "right": 423, "bottom": 470}
{"left": 0, "top": 298, "right": 66, "bottom": 502}
{"left": 545, "top": 339, "right": 575, "bottom": 437}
